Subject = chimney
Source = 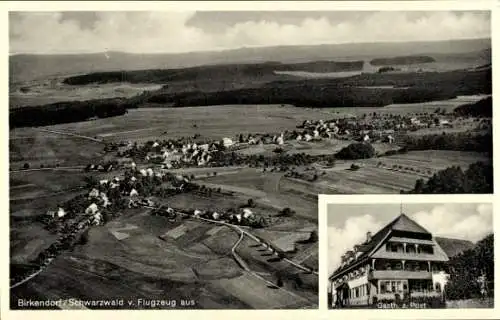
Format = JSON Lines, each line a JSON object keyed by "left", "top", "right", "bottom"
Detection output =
{"left": 366, "top": 232, "right": 372, "bottom": 243}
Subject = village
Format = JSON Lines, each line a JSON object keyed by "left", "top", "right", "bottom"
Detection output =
{"left": 10, "top": 103, "right": 488, "bottom": 292}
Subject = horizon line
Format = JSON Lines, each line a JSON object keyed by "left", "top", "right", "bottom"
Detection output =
{"left": 9, "top": 36, "right": 491, "bottom": 57}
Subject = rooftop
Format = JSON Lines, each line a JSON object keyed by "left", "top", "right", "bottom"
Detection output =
{"left": 329, "top": 213, "right": 465, "bottom": 280}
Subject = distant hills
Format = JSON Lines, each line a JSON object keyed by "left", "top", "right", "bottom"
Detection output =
{"left": 9, "top": 38, "right": 491, "bottom": 83}
{"left": 370, "top": 55, "right": 436, "bottom": 66}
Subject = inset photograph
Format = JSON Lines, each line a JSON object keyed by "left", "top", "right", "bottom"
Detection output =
{"left": 328, "top": 202, "right": 493, "bottom": 309}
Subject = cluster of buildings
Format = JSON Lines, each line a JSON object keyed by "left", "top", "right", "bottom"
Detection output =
{"left": 329, "top": 213, "right": 475, "bottom": 308}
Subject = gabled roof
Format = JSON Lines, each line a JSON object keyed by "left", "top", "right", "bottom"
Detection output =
{"left": 435, "top": 237, "right": 475, "bottom": 259}
{"left": 391, "top": 213, "right": 431, "bottom": 235}
{"left": 329, "top": 214, "right": 431, "bottom": 280}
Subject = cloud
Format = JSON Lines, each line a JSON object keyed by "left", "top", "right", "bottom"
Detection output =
{"left": 328, "top": 203, "right": 493, "bottom": 276}
{"left": 328, "top": 214, "right": 384, "bottom": 275}
{"left": 9, "top": 11, "right": 491, "bottom": 54}
{"left": 411, "top": 203, "right": 493, "bottom": 243}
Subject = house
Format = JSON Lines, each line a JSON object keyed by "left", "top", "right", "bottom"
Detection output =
{"left": 85, "top": 203, "right": 99, "bottom": 215}
{"left": 276, "top": 136, "right": 284, "bottom": 145}
{"left": 387, "top": 135, "right": 395, "bottom": 144}
{"left": 129, "top": 188, "right": 139, "bottom": 197}
{"left": 92, "top": 212, "right": 103, "bottom": 225}
{"left": 100, "top": 192, "right": 111, "bottom": 207}
{"left": 222, "top": 137, "right": 234, "bottom": 148}
{"left": 162, "top": 161, "right": 173, "bottom": 169}
{"left": 100, "top": 179, "right": 108, "bottom": 186}
{"left": 363, "top": 134, "right": 370, "bottom": 142}
{"left": 235, "top": 213, "right": 242, "bottom": 223}
{"left": 88, "top": 188, "right": 100, "bottom": 199}
{"left": 329, "top": 213, "right": 474, "bottom": 308}
{"left": 57, "top": 207, "right": 66, "bottom": 218}
{"left": 242, "top": 208, "right": 253, "bottom": 219}
{"left": 193, "top": 209, "right": 202, "bottom": 218}
{"left": 212, "top": 212, "right": 220, "bottom": 220}
{"left": 140, "top": 169, "right": 148, "bottom": 176}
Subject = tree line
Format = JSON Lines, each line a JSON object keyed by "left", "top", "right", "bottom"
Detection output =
{"left": 406, "top": 161, "right": 493, "bottom": 194}
{"left": 9, "top": 98, "right": 135, "bottom": 129}
{"left": 445, "top": 234, "right": 494, "bottom": 300}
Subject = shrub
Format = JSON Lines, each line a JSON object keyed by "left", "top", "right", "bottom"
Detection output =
{"left": 279, "top": 207, "right": 295, "bottom": 217}
{"left": 336, "top": 143, "right": 375, "bottom": 160}
{"left": 247, "top": 198, "right": 255, "bottom": 208}
{"left": 350, "top": 164, "right": 360, "bottom": 171}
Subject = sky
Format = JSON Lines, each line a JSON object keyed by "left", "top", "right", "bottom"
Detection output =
{"left": 327, "top": 203, "right": 493, "bottom": 275}
{"left": 9, "top": 11, "right": 491, "bottom": 54}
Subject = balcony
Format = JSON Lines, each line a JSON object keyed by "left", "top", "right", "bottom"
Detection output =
{"left": 410, "top": 291, "right": 441, "bottom": 298}
{"left": 373, "top": 251, "right": 445, "bottom": 261}
{"left": 369, "top": 270, "right": 432, "bottom": 280}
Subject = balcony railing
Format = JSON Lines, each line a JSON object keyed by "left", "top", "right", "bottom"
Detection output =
{"left": 369, "top": 270, "right": 432, "bottom": 280}
{"left": 375, "top": 291, "right": 441, "bottom": 301}
{"left": 410, "top": 291, "right": 441, "bottom": 298}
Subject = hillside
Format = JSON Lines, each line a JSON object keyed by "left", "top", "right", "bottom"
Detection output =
{"left": 454, "top": 96, "right": 492, "bottom": 117}
{"left": 62, "top": 61, "right": 365, "bottom": 85}
{"left": 370, "top": 55, "right": 436, "bottom": 66}
{"left": 10, "top": 66, "right": 492, "bottom": 129}
{"left": 9, "top": 38, "right": 491, "bottom": 83}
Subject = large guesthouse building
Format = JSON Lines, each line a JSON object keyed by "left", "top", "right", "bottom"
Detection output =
{"left": 329, "top": 214, "right": 474, "bottom": 308}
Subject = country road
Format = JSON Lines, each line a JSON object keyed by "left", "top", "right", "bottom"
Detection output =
{"left": 10, "top": 166, "right": 85, "bottom": 173}
{"left": 37, "top": 128, "right": 105, "bottom": 143}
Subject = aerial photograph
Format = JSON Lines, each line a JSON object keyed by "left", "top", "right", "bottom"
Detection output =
{"left": 328, "top": 202, "right": 494, "bottom": 309}
{"left": 9, "top": 10, "right": 491, "bottom": 309}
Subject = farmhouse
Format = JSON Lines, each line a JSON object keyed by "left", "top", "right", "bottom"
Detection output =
{"left": 129, "top": 188, "right": 139, "bottom": 197}
{"left": 85, "top": 203, "right": 99, "bottom": 215}
{"left": 57, "top": 207, "right": 66, "bottom": 218}
{"left": 329, "top": 213, "right": 474, "bottom": 308}
{"left": 88, "top": 188, "right": 99, "bottom": 199}
{"left": 222, "top": 137, "right": 234, "bottom": 148}
{"left": 242, "top": 208, "right": 254, "bottom": 219}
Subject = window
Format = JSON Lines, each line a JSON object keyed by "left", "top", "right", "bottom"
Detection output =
{"left": 380, "top": 281, "right": 386, "bottom": 293}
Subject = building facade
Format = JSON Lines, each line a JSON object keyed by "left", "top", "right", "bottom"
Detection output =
{"left": 329, "top": 214, "right": 473, "bottom": 308}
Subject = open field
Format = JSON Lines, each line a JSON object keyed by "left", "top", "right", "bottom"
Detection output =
{"left": 316, "top": 150, "right": 491, "bottom": 194}
{"left": 10, "top": 76, "right": 163, "bottom": 108}
{"left": 11, "top": 91, "right": 489, "bottom": 147}
{"left": 27, "top": 105, "right": 330, "bottom": 142}
{"left": 9, "top": 84, "right": 490, "bottom": 310}
{"left": 10, "top": 128, "right": 105, "bottom": 169}
{"left": 10, "top": 202, "right": 317, "bottom": 309}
